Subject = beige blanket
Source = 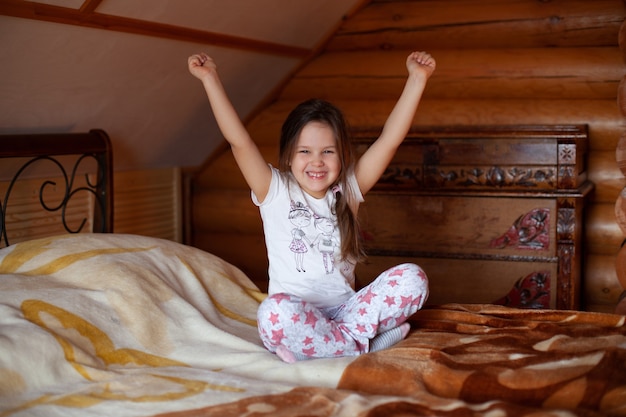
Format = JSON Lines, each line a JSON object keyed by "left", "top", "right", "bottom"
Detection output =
{"left": 0, "top": 234, "right": 354, "bottom": 417}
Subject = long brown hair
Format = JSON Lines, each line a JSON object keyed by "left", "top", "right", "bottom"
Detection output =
{"left": 278, "top": 99, "right": 365, "bottom": 262}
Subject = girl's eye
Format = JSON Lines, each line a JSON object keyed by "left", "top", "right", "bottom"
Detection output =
{"left": 323, "top": 149, "right": 335, "bottom": 154}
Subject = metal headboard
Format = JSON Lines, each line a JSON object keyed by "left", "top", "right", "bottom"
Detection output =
{"left": 0, "top": 129, "right": 113, "bottom": 247}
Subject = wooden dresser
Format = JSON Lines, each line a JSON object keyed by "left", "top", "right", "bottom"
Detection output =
{"left": 355, "top": 125, "right": 593, "bottom": 310}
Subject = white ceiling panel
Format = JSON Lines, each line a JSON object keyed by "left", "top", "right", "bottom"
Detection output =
{"left": 0, "top": 16, "right": 299, "bottom": 170}
{"left": 96, "top": 0, "right": 358, "bottom": 47}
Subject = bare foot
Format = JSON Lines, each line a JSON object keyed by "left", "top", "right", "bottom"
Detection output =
{"left": 400, "top": 322, "right": 411, "bottom": 339}
{"left": 276, "top": 345, "right": 297, "bottom": 363}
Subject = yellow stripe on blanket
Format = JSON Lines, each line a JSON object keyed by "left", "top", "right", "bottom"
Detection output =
{"left": 21, "top": 299, "right": 187, "bottom": 380}
{"left": 0, "top": 237, "right": 57, "bottom": 273}
{"left": 206, "top": 289, "right": 257, "bottom": 327}
{"left": 5, "top": 299, "right": 249, "bottom": 415}
{"left": 0, "top": 236, "right": 154, "bottom": 276}
{"left": 178, "top": 255, "right": 263, "bottom": 327}
{"left": 23, "top": 248, "right": 154, "bottom": 276}
{"left": 3, "top": 373, "right": 246, "bottom": 417}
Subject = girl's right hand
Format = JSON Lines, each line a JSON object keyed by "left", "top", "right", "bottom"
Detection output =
{"left": 188, "top": 52, "right": 217, "bottom": 80}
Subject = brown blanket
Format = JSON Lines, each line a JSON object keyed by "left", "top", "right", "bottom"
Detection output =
{"left": 340, "top": 304, "right": 626, "bottom": 415}
{"left": 157, "top": 304, "right": 626, "bottom": 417}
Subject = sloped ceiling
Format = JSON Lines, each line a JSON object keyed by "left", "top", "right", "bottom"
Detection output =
{"left": 0, "top": 0, "right": 363, "bottom": 170}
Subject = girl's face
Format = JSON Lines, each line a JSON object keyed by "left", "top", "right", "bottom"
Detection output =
{"left": 290, "top": 121, "right": 341, "bottom": 199}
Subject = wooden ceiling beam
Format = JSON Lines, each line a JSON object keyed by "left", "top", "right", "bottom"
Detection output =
{"left": 80, "top": 0, "right": 104, "bottom": 14}
{"left": 0, "top": 0, "right": 310, "bottom": 58}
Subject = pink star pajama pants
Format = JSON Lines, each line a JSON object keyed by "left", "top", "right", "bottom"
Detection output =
{"left": 257, "top": 263, "right": 429, "bottom": 359}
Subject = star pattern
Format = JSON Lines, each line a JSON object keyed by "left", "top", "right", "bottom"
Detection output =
{"left": 304, "top": 310, "right": 319, "bottom": 328}
{"left": 389, "top": 268, "right": 406, "bottom": 277}
{"left": 380, "top": 317, "right": 394, "bottom": 328}
{"left": 384, "top": 295, "right": 396, "bottom": 307}
{"left": 400, "top": 295, "right": 413, "bottom": 308}
{"left": 412, "top": 295, "right": 423, "bottom": 309}
{"left": 303, "top": 346, "right": 316, "bottom": 357}
{"left": 271, "top": 328, "right": 285, "bottom": 345}
{"left": 258, "top": 264, "right": 429, "bottom": 361}
{"left": 358, "top": 288, "right": 377, "bottom": 304}
{"left": 395, "top": 312, "right": 409, "bottom": 327}
{"left": 331, "top": 326, "right": 346, "bottom": 343}
{"left": 272, "top": 293, "right": 292, "bottom": 305}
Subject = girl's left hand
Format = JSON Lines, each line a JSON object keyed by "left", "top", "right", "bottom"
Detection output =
{"left": 407, "top": 51, "right": 436, "bottom": 79}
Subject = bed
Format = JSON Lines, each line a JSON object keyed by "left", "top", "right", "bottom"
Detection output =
{"left": 0, "top": 131, "right": 625, "bottom": 417}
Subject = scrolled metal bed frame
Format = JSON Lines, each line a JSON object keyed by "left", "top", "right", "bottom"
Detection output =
{"left": 0, "top": 129, "right": 113, "bottom": 247}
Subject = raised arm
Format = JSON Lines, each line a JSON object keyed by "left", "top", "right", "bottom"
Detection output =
{"left": 188, "top": 53, "right": 272, "bottom": 202}
{"left": 355, "top": 51, "right": 436, "bottom": 195}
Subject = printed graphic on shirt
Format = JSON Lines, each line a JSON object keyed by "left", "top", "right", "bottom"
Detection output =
{"left": 287, "top": 199, "right": 338, "bottom": 274}
{"left": 288, "top": 201, "right": 312, "bottom": 272}
{"left": 311, "top": 217, "right": 339, "bottom": 274}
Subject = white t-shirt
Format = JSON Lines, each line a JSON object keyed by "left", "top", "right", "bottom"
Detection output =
{"left": 252, "top": 166, "right": 364, "bottom": 308}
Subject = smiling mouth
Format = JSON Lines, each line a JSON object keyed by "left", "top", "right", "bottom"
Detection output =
{"left": 307, "top": 171, "right": 326, "bottom": 179}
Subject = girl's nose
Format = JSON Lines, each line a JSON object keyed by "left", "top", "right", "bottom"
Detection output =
{"left": 311, "top": 153, "right": 324, "bottom": 166}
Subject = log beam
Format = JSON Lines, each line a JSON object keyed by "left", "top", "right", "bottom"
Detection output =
{"left": 329, "top": 0, "right": 625, "bottom": 51}
{"left": 280, "top": 48, "right": 625, "bottom": 101}
{"left": 245, "top": 98, "right": 625, "bottom": 151}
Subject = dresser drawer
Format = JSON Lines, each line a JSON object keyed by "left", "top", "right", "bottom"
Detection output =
{"left": 360, "top": 193, "right": 557, "bottom": 259}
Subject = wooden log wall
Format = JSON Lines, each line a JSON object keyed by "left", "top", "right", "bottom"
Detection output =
{"left": 192, "top": 0, "right": 626, "bottom": 312}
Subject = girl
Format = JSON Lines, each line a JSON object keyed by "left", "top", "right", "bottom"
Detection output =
{"left": 188, "top": 51, "right": 435, "bottom": 363}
